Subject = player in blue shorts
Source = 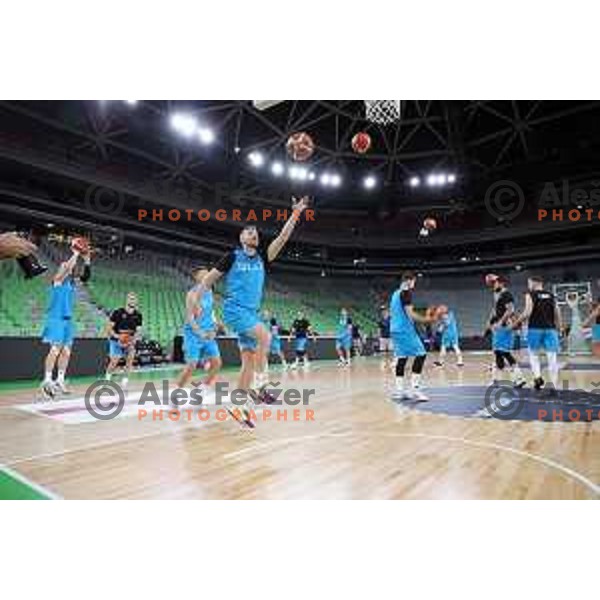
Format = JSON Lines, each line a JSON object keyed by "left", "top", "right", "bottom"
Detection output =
{"left": 513, "top": 276, "right": 562, "bottom": 393}
{"left": 433, "top": 307, "right": 464, "bottom": 368}
{"left": 105, "top": 292, "right": 143, "bottom": 390}
{"left": 267, "top": 315, "right": 288, "bottom": 370}
{"left": 486, "top": 275, "right": 526, "bottom": 387}
{"left": 583, "top": 300, "right": 600, "bottom": 346}
{"left": 290, "top": 311, "right": 313, "bottom": 369}
{"left": 40, "top": 244, "right": 92, "bottom": 399}
{"left": 335, "top": 308, "right": 352, "bottom": 367}
{"left": 176, "top": 266, "right": 222, "bottom": 391}
{"left": 197, "top": 196, "right": 309, "bottom": 426}
{"left": 390, "top": 271, "right": 434, "bottom": 401}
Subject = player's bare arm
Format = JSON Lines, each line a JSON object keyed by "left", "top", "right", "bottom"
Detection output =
{"left": 267, "top": 196, "right": 309, "bottom": 262}
{"left": 185, "top": 288, "right": 203, "bottom": 334}
{"left": 512, "top": 294, "right": 533, "bottom": 329}
{"left": 53, "top": 251, "right": 80, "bottom": 284}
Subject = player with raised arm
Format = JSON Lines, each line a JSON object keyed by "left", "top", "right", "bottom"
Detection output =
{"left": 40, "top": 238, "right": 91, "bottom": 399}
{"left": 196, "top": 196, "right": 310, "bottom": 427}
{"left": 105, "top": 292, "right": 143, "bottom": 390}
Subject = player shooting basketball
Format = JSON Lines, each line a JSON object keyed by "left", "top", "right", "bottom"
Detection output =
{"left": 196, "top": 196, "right": 310, "bottom": 427}
{"left": 105, "top": 292, "right": 143, "bottom": 389}
{"left": 40, "top": 238, "right": 92, "bottom": 399}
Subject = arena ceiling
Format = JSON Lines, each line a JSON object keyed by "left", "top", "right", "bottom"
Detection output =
{"left": 1, "top": 100, "right": 600, "bottom": 273}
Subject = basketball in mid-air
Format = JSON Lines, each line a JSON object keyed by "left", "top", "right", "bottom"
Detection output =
{"left": 351, "top": 132, "right": 372, "bottom": 154}
{"left": 71, "top": 236, "right": 90, "bottom": 254}
{"left": 485, "top": 273, "right": 498, "bottom": 287}
{"left": 286, "top": 132, "right": 315, "bottom": 162}
{"left": 423, "top": 217, "right": 437, "bottom": 231}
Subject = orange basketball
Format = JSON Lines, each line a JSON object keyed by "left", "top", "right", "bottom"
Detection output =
{"left": 119, "top": 332, "right": 131, "bottom": 347}
{"left": 351, "top": 132, "right": 372, "bottom": 154}
{"left": 286, "top": 132, "right": 315, "bottom": 162}
{"left": 423, "top": 217, "right": 437, "bottom": 231}
{"left": 71, "top": 236, "right": 90, "bottom": 254}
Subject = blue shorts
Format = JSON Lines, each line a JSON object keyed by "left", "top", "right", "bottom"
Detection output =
{"left": 295, "top": 337, "right": 308, "bottom": 353}
{"left": 392, "top": 329, "right": 426, "bottom": 357}
{"left": 108, "top": 338, "right": 130, "bottom": 358}
{"left": 223, "top": 306, "right": 261, "bottom": 351}
{"left": 527, "top": 328, "right": 560, "bottom": 353}
{"left": 270, "top": 336, "right": 282, "bottom": 354}
{"left": 183, "top": 330, "right": 221, "bottom": 363}
{"left": 593, "top": 324, "right": 600, "bottom": 342}
{"left": 441, "top": 333, "right": 459, "bottom": 349}
{"left": 492, "top": 326, "right": 514, "bottom": 352}
{"left": 336, "top": 336, "right": 351, "bottom": 351}
{"left": 42, "top": 317, "right": 75, "bottom": 347}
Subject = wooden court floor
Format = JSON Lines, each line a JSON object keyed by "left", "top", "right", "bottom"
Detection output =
{"left": 0, "top": 353, "right": 599, "bottom": 499}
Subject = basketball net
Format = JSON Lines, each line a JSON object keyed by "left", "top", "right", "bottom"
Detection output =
{"left": 364, "top": 100, "right": 401, "bottom": 125}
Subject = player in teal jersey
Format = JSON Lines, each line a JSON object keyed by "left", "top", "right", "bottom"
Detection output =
{"left": 40, "top": 246, "right": 91, "bottom": 399}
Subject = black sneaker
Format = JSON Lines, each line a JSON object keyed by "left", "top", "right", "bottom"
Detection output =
{"left": 533, "top": 377, "right": 545, "bottom": 391}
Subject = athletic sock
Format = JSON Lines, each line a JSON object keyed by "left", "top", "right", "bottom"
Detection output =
{"left": 547, "top": 352, "right": 559, "bottom": 387}
{"left": 43, "top": 371, "right": 53, "bottom": 384}
{"left": 411, "top": 373, "right": 421, "bottom": 389}
{"left": 528, "top": 350, "right": 542, "bottom": 379}
{"left": 57, "top": 370, "right": 65, "bottom": 384}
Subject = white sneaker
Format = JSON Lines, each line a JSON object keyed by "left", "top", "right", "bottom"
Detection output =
{"left": 410, "top": 388, "right": 429, "bottom": 402}
{"left": 476, "top": 405, "right": 496, "bottom": 418}
{"left": 40, "top": 381, "right": 56, "bottom": 401}
{"left": 53, "top": 380, "right": 71, "bottom": 395}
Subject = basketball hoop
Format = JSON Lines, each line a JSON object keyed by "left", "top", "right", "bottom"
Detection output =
{"left": 364, "top": 100, "right": 401, "bottom": 125}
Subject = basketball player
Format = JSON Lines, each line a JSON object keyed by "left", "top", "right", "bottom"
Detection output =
{"left": 268, "top": 315, "right": 288, "bottom": 370}
{"left": 176, "top": 266, "right": 222, "bottom": 392}
{"left": 290, "top": 311, "right": 313, "bottom": 369}
{"left": 40, "top": 246, "right": 91, "bottom": 399}
{"left": 105, "top": 292, "right": 143, "bottom": 389}
{"left": 487, "top": 276, "right": 526, "bottom": 387}
{"left": 433, "top": 308, "right": 464, "bottom": 367}
{"left": 336, "top": 308, "right": 352, "bottom": 367}
{"left": 390, "top": 271, "right": 432, "bottom": 401}
{"left": 196, "top": 196, "right": 309, "bottom": 426}
{"left": 513, "top": 276, "right": 562, "bottom": 392}
{"left": 378, "top": 307, "right": 392, "bottom": 368}
{"left": 583, "top": 300, "right": 600, "bottom": 344}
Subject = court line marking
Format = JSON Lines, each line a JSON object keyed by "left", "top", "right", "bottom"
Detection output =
{"left": 5, "top": 385, "right": 361, "bottom": 469}
{"left": 0, "top": 464, "right": 63, "bottom": 500}
{"left": 224, "top": 431, "right": 600, "bottom": 497}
